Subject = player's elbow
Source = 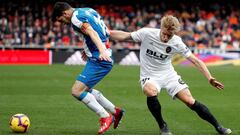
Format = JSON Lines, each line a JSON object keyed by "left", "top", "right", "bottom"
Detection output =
{"left": 188, "top": 56, "right": 202, "bottom": 67}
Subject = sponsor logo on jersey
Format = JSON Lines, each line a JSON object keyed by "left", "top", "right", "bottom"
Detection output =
{"left": 146, "top": 49, "right": 168, "bottom": 60}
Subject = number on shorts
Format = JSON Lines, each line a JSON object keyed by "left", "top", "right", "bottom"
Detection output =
{"left": 141, "top": 78, "right": 150, "bottom": 85}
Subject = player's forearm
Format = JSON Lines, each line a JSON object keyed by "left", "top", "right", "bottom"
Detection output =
{"left": 193, "top": 59, "right": 213, "bottom": 81}
{"left": 89, "top": 30, "right": 106, "bottom": 53}
{"left": 110, "top": 30, "right": 132, "bottom": 41}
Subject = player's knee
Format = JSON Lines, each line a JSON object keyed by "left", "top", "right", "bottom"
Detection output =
{"left": 143, "top": 86, "right": 157, "bottom": 97}
{"left": 185, "top": 98, "right": 195, "bottom": 107}
{"left": 71, "top": 86, "right": 82, "bottom": 98}
{"left": 143, "top": 84, "right": 157, "bottom": 97}
{"left": 177, "top": 89, "right": 195, "bottom": 107}
{"left": 71, "top": 89, "right": 78, "bottom": 98}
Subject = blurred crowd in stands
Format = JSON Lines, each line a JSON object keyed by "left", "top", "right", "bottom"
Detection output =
{"left": 0, "top": 0, "right": 239, "bottom": 50}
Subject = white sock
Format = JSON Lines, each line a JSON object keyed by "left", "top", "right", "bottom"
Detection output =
{"left": 90, "top": 89, "right": 116, "bottom": 114}
{"left": 79, "top": 92, "right": 109, "bottom": 118}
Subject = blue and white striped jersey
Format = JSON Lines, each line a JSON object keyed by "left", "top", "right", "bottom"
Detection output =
{"left": 71, "top": 8, "right": 111, "bottom": 58}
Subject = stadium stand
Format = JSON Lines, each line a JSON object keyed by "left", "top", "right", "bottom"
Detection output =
{"left": 0, "top": 0, "right": 239, "bottom": 50}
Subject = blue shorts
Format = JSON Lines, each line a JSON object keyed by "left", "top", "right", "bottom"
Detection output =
{"left": 76, "top": 57, "right": 113, "bottom": 88}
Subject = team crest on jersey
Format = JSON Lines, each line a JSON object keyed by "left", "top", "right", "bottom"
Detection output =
{"left": 166, "top": 47, "right": 172, "bottom": 53}
{"left": 178, "top": 78, "right": 185, "bottom": 84}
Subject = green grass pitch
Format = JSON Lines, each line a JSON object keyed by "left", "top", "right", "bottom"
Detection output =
{"left": 0, "top": 65, "right": 239, "bottom": 135}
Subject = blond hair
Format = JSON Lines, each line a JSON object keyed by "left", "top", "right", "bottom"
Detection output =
{"left": 160, "top": 15, "right": 181, "bottom": 33}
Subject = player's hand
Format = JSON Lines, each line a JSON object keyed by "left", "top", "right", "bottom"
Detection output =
{"left": 81, "top": 50, "right": 88, "bottom": 61}
{"left": 99, "top": 51, "right": 112, "bottom": 62}
{"left": 209, "top": 78, "right": 224, "bottom": 90}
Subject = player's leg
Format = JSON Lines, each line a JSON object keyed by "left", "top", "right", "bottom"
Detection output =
{"left": 89, "top": 89, "right": 116, "bottom": 113}
{"left": 176, "top": 88, "right": 232, "bottom": 134}
{"left": 73, "top": 59, "right": 114, "bottom": 134}
{"left": 72, "top": 81, "right": 113, "bottom": 134}
{"left": 72, "top": 81, "right": 110, "bottom": 118}
{"left": 89, "top": 89, "right": 125, "bottom": 129}
{"left": 142, "top": 80, "right": 172, "bottom": 135}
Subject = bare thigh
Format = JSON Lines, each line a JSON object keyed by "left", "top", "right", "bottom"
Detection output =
{"left": 176, "top": 88, "right": 195, "bottom": 107}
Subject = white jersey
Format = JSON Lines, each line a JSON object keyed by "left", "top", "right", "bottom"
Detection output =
{"left": 131, "top": 28, "right": 192, "bottom": 78}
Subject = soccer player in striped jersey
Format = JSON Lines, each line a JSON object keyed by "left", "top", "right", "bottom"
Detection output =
{"left": 52, "top": 2, "right": 124, "bottom": 134}
{"left": 110, "top": 15, "right": 231, "bottom": 135}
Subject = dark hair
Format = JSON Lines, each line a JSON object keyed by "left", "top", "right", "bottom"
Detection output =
{"left": 52, "top": 2, "right": 72, "bottom": 22}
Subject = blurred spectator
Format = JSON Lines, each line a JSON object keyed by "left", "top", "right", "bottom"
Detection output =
{"left": 0, "top": 0, "right": 239, "bottom": 50}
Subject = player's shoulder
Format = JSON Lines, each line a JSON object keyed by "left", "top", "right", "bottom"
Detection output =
{"left": 170, "top": 34, "right": 183, "bottom": 44}
{"left": 169, "top": 35, "right": 188, "bottom": 50}
{"left": 138, "top": 27, "right": 159, "bottom": 36}
{"left": 81, "top": 7, "right": 97, "bottom": 13}
{"left": 172, "top": 34, "right": 181, "bottom": 40}
{"left": 73, "top": 8, "right": 96, "bottom": 16}
{"left": 71, "top": 8, "right": 95, "bottom": 22}
{"left": 140, "top": 27, "right": 159, "bottom": 32}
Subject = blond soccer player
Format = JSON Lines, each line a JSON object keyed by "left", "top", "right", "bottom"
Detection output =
{"left": 110, "top": 15, "right": 232, "bottom": 135}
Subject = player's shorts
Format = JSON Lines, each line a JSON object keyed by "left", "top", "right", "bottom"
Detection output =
{"left": 77, "top": 57, "right": 113, "bottom": 88}
{"left": 140, "top": 71, "right": 188, "bottom": 98}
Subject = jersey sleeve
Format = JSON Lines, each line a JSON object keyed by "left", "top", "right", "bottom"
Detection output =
{"left": 71, "top": 11, "right": 90, "bottom": 29}
{"left": 176, "top": 38, "right": 192, "bottom": 58}
{"left": 130, "top": 28, "right": 148, "bottom": 42}
{"left": 71, "top": 12, "right": 83, "bottom": 28}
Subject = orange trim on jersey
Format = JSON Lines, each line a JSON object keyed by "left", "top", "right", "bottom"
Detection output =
{"left": 80, "top": 23, "right": 91, "bottom": 33}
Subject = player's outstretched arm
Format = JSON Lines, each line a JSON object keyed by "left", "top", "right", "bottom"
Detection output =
{"left": 109, "top": 30, "right": 133, "bottom": 41}
{"left": 187, "top": 54, "right": 224, "bottom": 90}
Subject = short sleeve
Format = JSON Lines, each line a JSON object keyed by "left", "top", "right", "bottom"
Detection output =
{"left": 131, "top": 28, "right": 148, "bottom": 42}
{"left": 177, "top": 38, "right": 192, "bottom": 58}
{"left": 71, "top": 11, "right": 84, "bottom": 28}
